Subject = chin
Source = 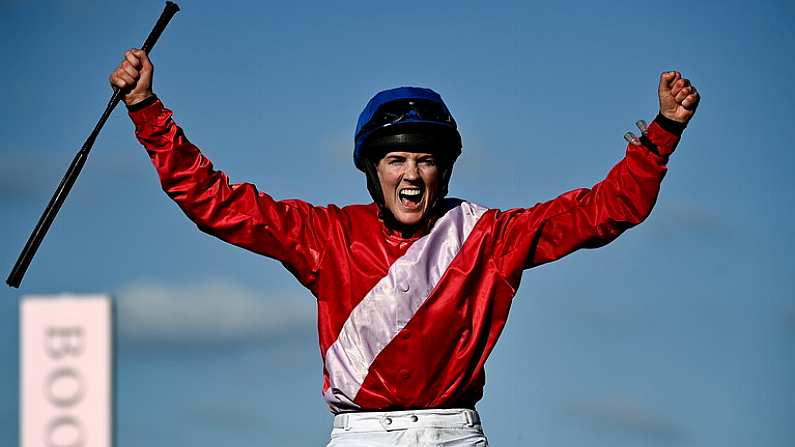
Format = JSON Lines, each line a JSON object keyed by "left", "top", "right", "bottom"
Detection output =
{"left": 395, "top": 215, "right": 422, "bottom": 226}
{"left": 385, "top": 198, "right": 434, "bottom": 228}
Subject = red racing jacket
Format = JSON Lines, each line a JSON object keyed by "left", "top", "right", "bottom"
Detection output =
{"left": 128, "top": 97, "right": 683, "bottom": 413}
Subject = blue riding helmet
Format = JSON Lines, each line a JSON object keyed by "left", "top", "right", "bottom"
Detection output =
{"left": 354, "top": 87, "right": 462, "bottom": 171}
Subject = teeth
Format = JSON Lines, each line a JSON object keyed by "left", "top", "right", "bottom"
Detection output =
{"left": 400, "top": 188, "right": 421, "bottom": 196}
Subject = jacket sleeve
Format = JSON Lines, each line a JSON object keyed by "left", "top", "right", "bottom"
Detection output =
{"left": 128, "top": 97, "right": 332, "bottom": 289}
{"left": 493, "top": 115, "right": 684, "bottom": 283}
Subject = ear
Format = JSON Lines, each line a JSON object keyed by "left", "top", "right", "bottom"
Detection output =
{"left": 363, "top": 160, "right": 386, "bottom": 207}
{"left": 440, "top": 164, "right": 453, "bottom": 196}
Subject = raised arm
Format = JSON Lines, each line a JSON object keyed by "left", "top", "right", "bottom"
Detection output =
{"left": 110, "top": 50, "right": 333, "bottom": 290}
{"left": 494, "top": 71, "right": 700, "bottom": 279}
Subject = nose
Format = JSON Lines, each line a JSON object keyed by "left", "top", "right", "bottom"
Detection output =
{"left": 402, "top": 160, "right": 420, "bottom": 180}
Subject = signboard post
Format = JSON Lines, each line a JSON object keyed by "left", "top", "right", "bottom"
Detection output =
{"left": 20, "top": 295, "right": 114, "bottom": 447}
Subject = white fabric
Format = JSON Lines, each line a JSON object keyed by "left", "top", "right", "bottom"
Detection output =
{"left": 327, "top": 408, "right": 488, "bottom": 446}
{"left": 323, "top": 201, "right": 487, "bottom": 411}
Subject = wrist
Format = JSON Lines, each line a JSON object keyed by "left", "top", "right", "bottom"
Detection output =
{"left": 653, "top": 112, "right": 687, "bottom": 136}
{"left": 126, "top": 94, "right": 158, "bottom": 112}
{"left": 124, "top": 91, "right": 154, "bottom": 107}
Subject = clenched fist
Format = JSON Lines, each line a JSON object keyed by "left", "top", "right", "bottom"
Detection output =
{"left": 658, "top": 71, "right": 700, "bottom": 124}
{"left": 109, "top": 49, "right": 154, "bottom": 106}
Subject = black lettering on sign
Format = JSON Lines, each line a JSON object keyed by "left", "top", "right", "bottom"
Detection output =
{"left": 45, "top": 367, "right": 85, "bottom": 407}
{"left": 45, "top": 327, "right": 84, "bottom": 359}
{"left": 46, "top": 415, "right": 85, "bottom": 447}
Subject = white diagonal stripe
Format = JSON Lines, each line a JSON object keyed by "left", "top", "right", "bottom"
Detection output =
{"left": 323, "top": 200, "right": 487, "bottom": 411}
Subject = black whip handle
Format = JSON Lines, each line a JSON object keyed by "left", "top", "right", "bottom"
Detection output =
{"left": 6, "top": 1, "right": 180, "bottom": 288}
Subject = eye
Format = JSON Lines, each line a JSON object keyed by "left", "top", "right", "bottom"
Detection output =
{"left": 419, "top": 157, "right": 436, "bottom": 166}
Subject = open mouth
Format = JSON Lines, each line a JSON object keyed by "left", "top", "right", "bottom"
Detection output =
{"left": 398, "top": 187, "right": 424, "bottom": 209}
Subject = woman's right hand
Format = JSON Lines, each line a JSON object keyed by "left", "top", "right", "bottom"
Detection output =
{"left": 109, "top": 49, "right": 154, "bottom": 106}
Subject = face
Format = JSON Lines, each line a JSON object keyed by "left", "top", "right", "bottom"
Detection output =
{"left": 376, "top": 151, "right": 441, "bottom": 227}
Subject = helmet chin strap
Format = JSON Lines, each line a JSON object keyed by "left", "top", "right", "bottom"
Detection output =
{"left": 363, "top": 159, "right": 454, "bottom": 237}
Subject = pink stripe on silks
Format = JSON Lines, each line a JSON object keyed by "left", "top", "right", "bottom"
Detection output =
{"left": 323, "top": 200, "right": 487, "bottom": 412}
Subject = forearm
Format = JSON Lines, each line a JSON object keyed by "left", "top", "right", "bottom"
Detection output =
{"left": 127, "top": 96, "right": 230, "bottom": 229}
{"left": 529, "top": 115, "right": 682, "bottom": 266}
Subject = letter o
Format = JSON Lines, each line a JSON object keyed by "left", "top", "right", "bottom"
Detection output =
{"left": 45, "top": 368, "right": 84, "bottom": 407}
{"left": 46, "top": 416, "right": 84, "bottom": 447}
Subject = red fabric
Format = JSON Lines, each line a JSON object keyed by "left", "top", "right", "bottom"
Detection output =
{"left": 129, "top": 99, "right": 679, "bottom": 411}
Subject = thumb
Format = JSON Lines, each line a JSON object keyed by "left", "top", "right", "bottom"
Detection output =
{"left": 659, "top": 71, "right": 677, "bottom": 92}
{"left": 132, "top": 49, "right": 153, "bottom": 72}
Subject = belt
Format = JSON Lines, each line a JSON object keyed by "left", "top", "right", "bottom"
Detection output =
{"left": 333, "top": 408, "right": 481, "bottom": 432}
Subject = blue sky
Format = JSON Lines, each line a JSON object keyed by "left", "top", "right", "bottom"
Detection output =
{"left": 1, "top": 0, "right": 793, "bottom": 445}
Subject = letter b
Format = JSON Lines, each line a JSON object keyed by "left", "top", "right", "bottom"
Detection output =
{"left": 45, "top": 327, "right": 83, "bottom": 359}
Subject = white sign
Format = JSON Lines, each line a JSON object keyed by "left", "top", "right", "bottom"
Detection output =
{"left": 20, "top": 295, "right": 113, "bottom": 447}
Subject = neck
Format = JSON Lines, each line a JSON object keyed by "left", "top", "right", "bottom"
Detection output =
{"left": 379, "top": 208, "right": 439, "bottom": 239}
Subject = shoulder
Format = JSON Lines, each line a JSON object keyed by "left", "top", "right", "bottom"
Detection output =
{"left": 339, "top": 202, "right": 379, "bottom": 216}
{"left": 442, "top": 197, "right": 494, "bottom": 218}
{"left": 335, "top": 202, "right": 381, "bottom": 228}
